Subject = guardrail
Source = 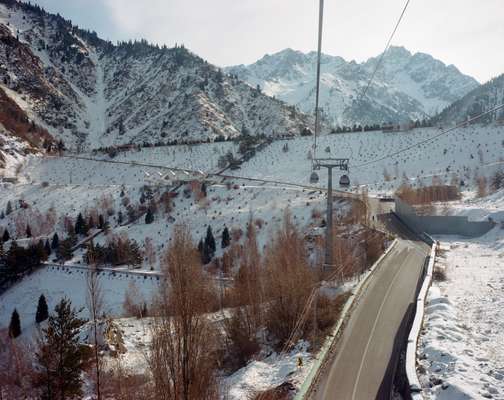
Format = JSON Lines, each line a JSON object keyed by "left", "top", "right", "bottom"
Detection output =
{"left": 295, "top": 239, "right": 398, "bottom": 400}
{"left": 405, "top": 240, "right": 436, "bottom": 398}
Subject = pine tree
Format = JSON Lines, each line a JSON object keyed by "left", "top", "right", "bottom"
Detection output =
{"left": 58, "top": 238, "right": 74, "bottom": 261}
{"left": 26, "top": 224, "right": 32, "bottom": 238}
{"left": 145, "top": 209, "right": 154, "bottom": 224}
{"left": 5, "top": 200, "right": 12, "bottom": 215}
{"left": 45, "top": 240, "right": 51, "bottom": 256}
{"left": 8, "top": 308, "right": 21, "bottom": 338}
{"left": 2, "top": 228, "right": 10, "bottom": 242}
{"left": 75, "top": 213, "right": 87, "bottom": 235}
{"left": 36, "top": 298, "right": 87, "bottom": 400}
{"left": 98, "top": 214, "right": 105, "bottom": 230}
{"left": 205, "top": 226, "right": 216, "bottom": 255}
{"left": 51, "top": 232, "right": 59, "bottom": 250}
{"left": 117, "top": 211, "right": 123, "bottom": 225}
{"left": 36, "top": 294, "right": 49, "bottom": 324}
{"left": 0, "top": 241, "right": 4, "bottom": 264}
{"left": 221, "top": 226, "right": 230, "bottom": 249}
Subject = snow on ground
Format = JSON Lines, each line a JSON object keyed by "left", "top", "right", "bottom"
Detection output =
{"left": 418, "top": 191, "right": 504, "bottom": 399}
{"left": 223, "top": 341, "right": 313, "bottom": 399}
{"left": 229, "top": 125, "right": 504, "bottom": 194}
{"left": 23, "top": 141, "right": 238, "bottom": 185}
{"left": 0, "top": 265, "right": 159, "bottom": 332}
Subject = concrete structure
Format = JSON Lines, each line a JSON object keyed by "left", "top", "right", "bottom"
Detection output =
{"left": 395, "top": 198, "right": 494, "bottom": 238}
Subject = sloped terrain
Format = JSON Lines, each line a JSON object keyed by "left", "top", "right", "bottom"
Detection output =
{"left": 226, "top": 47, "right": 479, "bottom": 126}
{"left": 432, "top": 73, "right": 504, "bottom": 126}
{"left": 0, "top": 0, "right": 312, "bottom": 150}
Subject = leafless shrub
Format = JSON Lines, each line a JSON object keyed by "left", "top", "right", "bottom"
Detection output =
{"left": 433, "top": 265, "right": 447, "bottom": 281}
{"left": 263, "top": 211, "right": 314, "bottom": 348}
{"left": 149, "top": 224, "right": 219, "bottom": 400}
{"left": 122, "top": 281, "right": 147, "bottom": 318}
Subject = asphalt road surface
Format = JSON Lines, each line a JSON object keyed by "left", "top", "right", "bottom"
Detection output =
{"left": 311, "top": 236, "right": 429, "bottom": 400}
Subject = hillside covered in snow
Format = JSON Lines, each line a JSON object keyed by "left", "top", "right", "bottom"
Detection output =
{"left": 432, "top": 73, "right": 504, "bottom": 126}
{"left": 225, "top": 47, "right": 479, "bottom": 127}
{"left": 0, "top": 0, "right": 312, "bottom": 152}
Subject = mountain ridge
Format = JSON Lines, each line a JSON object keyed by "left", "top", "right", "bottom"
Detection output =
{"left": 225, "top": 46, "right": 479, "bottom": 127}
{"left": 0, "top": 0, "right": 312, "bottom": 151}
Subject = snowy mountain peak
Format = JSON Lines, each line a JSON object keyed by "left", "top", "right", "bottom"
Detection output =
{"left": 226, "top": 46, "right": 479, "bottom": 126}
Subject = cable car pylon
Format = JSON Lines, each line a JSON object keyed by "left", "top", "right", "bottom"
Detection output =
{"left": 309, "top": 0, "right": 350, "bottom": 270}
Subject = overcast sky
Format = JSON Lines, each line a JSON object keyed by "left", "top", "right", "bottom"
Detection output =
{"left": 32, "top": 0, "right": 503, "bottom": 83}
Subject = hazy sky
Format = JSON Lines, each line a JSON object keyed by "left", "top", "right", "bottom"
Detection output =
{"left": 32, "top": 0, "right": 504, "bottom": 83}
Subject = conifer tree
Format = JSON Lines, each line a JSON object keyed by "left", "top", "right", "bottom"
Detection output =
{"left": 26, "top": 224, "right": 32, "bottom": 238}
{"left": 36, "top": 298, "right": 87, "bottom": 400}
{"left": 205, "top": 226, "right": 216, "bottom": 255}
{"left": 9, "top": 308, "right": 21, "bottom": 338}
{"left": 117, "top": 211, "right": 123, "bottom": 225}
{"left": 36, "top": 294, "right": 49, "bottom": 324}
{"left": 222, "top": 226, "right": 230, "bottom": 249}
{"left": 98, "top": 214, "right": 105, "bottom": 230}
{"left": 51, "top": 232, "right": 59, "bottom": 250}
{"left": 45, "top": 240, "right": 51, "bottom": 256}
{"left": 5, "top": 200, "right": 12, "bottom": 215}
{"left": 2, "top": 228, "right": 10, "bottom": 242}
{"left": 145, "top": 209, "right": 154, "bottom": 224}
{"left": 75, "top": 213, "right": 87, "bottom": 235}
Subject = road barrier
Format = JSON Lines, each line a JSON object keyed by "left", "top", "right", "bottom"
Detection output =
{"left": 405, "top": 238, "right": 436, "bottom": 399}
{"left": 295, "top": 239, "right": 398, "bottom": 400}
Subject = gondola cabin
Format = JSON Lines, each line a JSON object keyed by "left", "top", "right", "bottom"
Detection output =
{"left": 339, "top": 174, "right": 350, "bottom": 187}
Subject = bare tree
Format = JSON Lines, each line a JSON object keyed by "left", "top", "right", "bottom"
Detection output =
{"left": 86, "top": 258, "right": 104, "bottom": 400}
{"left": 149, "top": 224, "right": 218, "bottom": 400}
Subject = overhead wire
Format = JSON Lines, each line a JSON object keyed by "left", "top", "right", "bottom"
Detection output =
{"left": 355, "top": 0, "right": 411, "bottom": 104}
{"left": 353, "top": 103, "right": 504, "bottom": 170}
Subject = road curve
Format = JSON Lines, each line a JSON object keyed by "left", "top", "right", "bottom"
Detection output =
{"left": 310, "top": 237, "right": 429, "bottom": 400}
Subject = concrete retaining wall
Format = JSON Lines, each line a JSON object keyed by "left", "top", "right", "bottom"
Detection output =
{"left": 395, "top": 198, "right": 494, "bottom": 237}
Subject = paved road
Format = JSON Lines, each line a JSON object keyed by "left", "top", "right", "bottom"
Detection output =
{"left": 310, "top": 236, "right": 429, "bottom": 400}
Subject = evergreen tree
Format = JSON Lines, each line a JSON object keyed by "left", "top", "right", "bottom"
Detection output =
{"left": 145, "top": 209, "right": 154, "bottom": 224}
{"left": 45, "top": 240, "right": 51, "bottom": 256}
{"left": 36, "top": 298, "right": 87, "bottom": 400}
{"left": 201, "top": 182, "right": 207, "bottom": 197}
{"left": 202, "top": 226, "right": 216, "bottom": 264}
{"left": 8, "top": 308, "right": 21, "bottom": 338}
{"left": 98, "top": 214, "right": 105, "bottom": 230}
{"left": 51, "top": 232, "right": 59, "bottom": 250}
{"left": 5, "top": 200, "right": 12, "bottom": 215}
{"left": 75, "top": 213, "right": 87, "bottom": 235}
{"left": 36, "top": 294, "right": 49, "bottom": 324}
{"left": 117, "top": 211, "right": 123, "bottom": 225}
{"left": 205, "top": 226, "right": 216, "bottom": 255}
{"left": 0, "top": 241, "right": 4, "bottom": 264}
{"left": 26, "top": 224, "right": 32, "bottom": 238}
{"left": 128, "top": 240, "right": 142, "bottom": 267}
{"left": 221, "top": 226, "right": 230, "bottom": 249}
{"left": 2, "top": 228, "right": 10, "bottom": 242}
{"left": 58, "top": 238, "right": 74, "bottom": 261}
{"left": 0, "top": 210, "right": 4, "bottom": 219}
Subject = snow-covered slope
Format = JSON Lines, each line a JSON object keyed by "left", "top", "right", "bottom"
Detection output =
{"left": 0, "top": 1, "right": 311, "bottom": 150}
{"left": 225, "top": 47, "right": 479, "bottom": 127}
{"left": 432, "top": 73, "right": 504, "bottom": 126}
{"left": 418, "top": 191, "right": 504, "bottom": 399}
